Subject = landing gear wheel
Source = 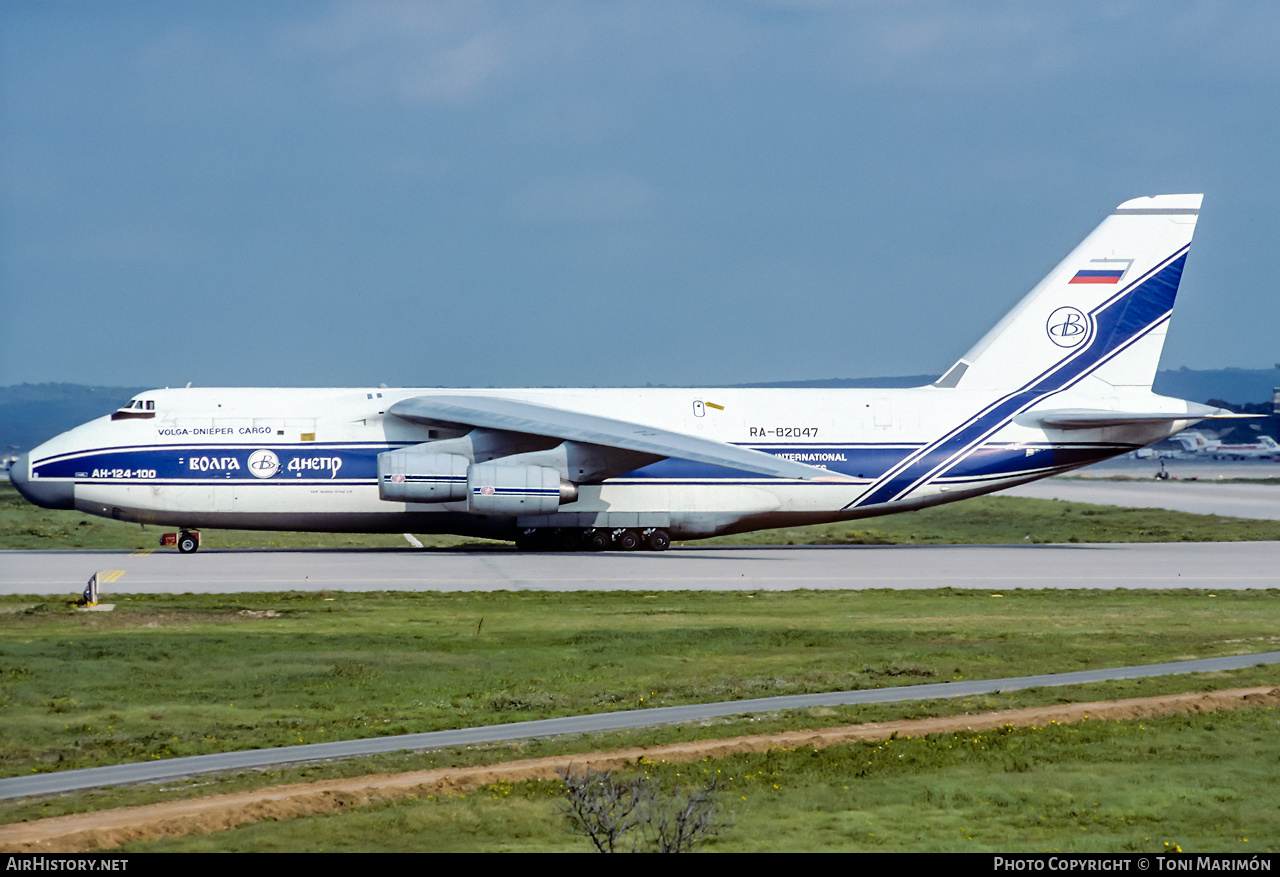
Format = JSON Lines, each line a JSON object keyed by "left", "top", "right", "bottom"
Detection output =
{"left": 555, "top": 529, "right": 583, "bottom": 551}
{"left": 615, "top": 529, "right": 641, "bottom": 551}
{"left": 177, "top": 530, "right": 200, "bottom": 554}
{"left": 587, "top": 529, "right": 612, "bottom": 551}
{"left": 645, "top": 529, "right": 671, "bottom": 552}
{"left": 516, "top": 528, "right": 559, "bottom": 551}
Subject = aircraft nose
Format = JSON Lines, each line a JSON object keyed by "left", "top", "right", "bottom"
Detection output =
{"left": 9, "top": 452, "right": 76, "bottom": 510}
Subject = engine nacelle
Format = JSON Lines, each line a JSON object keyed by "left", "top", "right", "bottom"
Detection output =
{"left": 377, "top": 448, "right": 469, "bottom": 502}
{"left": 467, "top": 463, "right": 578, "bottom": 515}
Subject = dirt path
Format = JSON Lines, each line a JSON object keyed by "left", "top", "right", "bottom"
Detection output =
{"left": 4, "top": 686, "right": 1278, "bottom": 853}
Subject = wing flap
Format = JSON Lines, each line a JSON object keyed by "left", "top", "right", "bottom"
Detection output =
{"left": 388, "top": 395, "right": 847, "bottom": 481}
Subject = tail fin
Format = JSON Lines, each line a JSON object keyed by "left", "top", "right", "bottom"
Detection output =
{"left": 935, "top": 194, "right": 1202, "bottom": 393}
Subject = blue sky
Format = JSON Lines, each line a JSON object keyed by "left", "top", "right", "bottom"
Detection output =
{"left": 2, "top": 1, "right": 1277, "bottom": 389}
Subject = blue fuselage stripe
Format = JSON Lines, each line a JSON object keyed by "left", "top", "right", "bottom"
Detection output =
{"left": 34, "top": 442, "right": 1134, "bottom": 491}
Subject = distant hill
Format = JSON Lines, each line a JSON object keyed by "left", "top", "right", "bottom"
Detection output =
{"left": 737, "top": 368, "right": 1279, "bottom": 400}
{"left": 2, "top": 369, "right": 1276, "bottom": 451}
{"left": 1151, "top": 367, "right": 1279, "bottom": 407}
{"left": 1, "top": 384, "right": 150, "bottom": 453}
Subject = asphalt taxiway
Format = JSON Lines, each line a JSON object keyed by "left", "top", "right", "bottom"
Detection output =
{"left": 1000, "top": 455, "right": 1280, "bottom": 520}
{"left": 1002, "top": 480, "right": 1280, "bottom": 519}
{"left": 2, "top": 541, "right": 1278, "bottom": 595}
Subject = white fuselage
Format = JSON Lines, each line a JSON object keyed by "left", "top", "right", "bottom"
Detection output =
{"left": 1207, "top": 437, "right": 1280, "bottom": 460}
{"left": 14, "top": 195, "right": 1219, "bottom": 542}
{"left": 21, "top": 384, "right": 1185, "bottom": 540}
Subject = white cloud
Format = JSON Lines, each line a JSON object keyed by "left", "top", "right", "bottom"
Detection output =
{"left": 506, "top": 172, "right": 657, "bottom": 223}
{"left": 278, "top": 0, "right": 509, "bottom": 103}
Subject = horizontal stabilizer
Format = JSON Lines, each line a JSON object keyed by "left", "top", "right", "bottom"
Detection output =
{"left": 389, "top": 395, "right": 849, "bottom": 481}
{"left": 1014, "top": 406, "right": 1254, "bottom": 431}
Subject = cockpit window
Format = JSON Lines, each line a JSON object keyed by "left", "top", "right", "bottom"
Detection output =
{"left": 112, "top": 398, "right": 156, "bottom": 420}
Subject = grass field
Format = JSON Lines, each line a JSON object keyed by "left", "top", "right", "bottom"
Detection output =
{"left": 5, "top": 480, "right": 1279, "bottom": 851}
{"left": 114, "top": 704, "right": 1280, "bottom": 853}
{"left": 4, "top": 480, "right": 1280, "bottom": 550}
{"left": 3, "top": 588, "right": 1278, "bottom": 833}
{"left": 0, "top": 482, "right": 487, "bottom": 551}
{"left": 6, "top": 588, "right": 1279, "bottom": 776}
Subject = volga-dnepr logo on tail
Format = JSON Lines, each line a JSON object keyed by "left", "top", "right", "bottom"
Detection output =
{"left": 1045, "top": 307, "right": 1089, "bottom": 348}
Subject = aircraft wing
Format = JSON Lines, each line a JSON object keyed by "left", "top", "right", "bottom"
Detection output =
{"left": 1014, "top": 407, "right": 1258, "bottom": 431}
{"left": 387, "top": 395, "right": 847, "bottom": 481}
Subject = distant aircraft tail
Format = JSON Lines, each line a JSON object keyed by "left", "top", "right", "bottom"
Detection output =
{"left": 935, "top": 194, "right": 1202, "bottom": 395}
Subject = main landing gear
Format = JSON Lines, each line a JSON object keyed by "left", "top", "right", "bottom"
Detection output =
{"left": 160, "top": 529, "right": 202, "bottom": 553}
{"left": 514, "top": 527, "right": 671, "bottom": 552}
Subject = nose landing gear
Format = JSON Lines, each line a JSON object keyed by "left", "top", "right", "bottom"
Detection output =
{"left": 160, "top": 530, "right": 202, "bottom": 553}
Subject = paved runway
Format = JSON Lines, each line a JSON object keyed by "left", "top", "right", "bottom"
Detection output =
{"left": 1001, "top": 479, "right": 1280, "bottom": 520}
{"left": 998, "top": 456, "right": 1280, "bottom": 519}
{"left": 3, "top": 541, "right": 1278, "bottom": 595}
{"left": 1074, "top": 457, "right": 1280, "bottom": 480}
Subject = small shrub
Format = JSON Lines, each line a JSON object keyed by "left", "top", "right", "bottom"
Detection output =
{"left": 558, "top": 766, "right": 731, "bottom": 853}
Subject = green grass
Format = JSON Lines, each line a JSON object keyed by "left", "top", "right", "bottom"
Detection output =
{"left": 3, "top": 589, "right": 1278, "bottom": 784}
{"left": 0, "top": 482, "right": 499, "bottom": 550}
{"left": 3, "top": 480, "right": 1280, "bottom": 549}
{"left": 116, "top": 706, "right": 1280, "bottom": 853}
{"left": 4, "top": 588, "right": 1278, "bottom": 851}
{"left": 5, "top": 478, "right": 1279, "bottom": 850}
{"left": 8, "top": 667, "right": 1280, "bottom": 830}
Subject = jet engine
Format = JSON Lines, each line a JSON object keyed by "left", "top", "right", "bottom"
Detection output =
{"left": 377, "top": 448, "right": 469, "bottom": 502}
{"left": 467, "top": 462, "right": 578, "bottom": 515}
{"left": 378, "top": 445, "right": 578, "bottom": 514}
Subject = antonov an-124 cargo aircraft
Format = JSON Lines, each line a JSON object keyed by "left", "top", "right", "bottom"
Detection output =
{"left": 13, "top": 195, "right": 1240, "bottom": 552}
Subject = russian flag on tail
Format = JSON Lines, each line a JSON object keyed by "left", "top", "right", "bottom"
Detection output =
{"left": 1069, "top": 259, "right": 1132, "bottom": 284}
